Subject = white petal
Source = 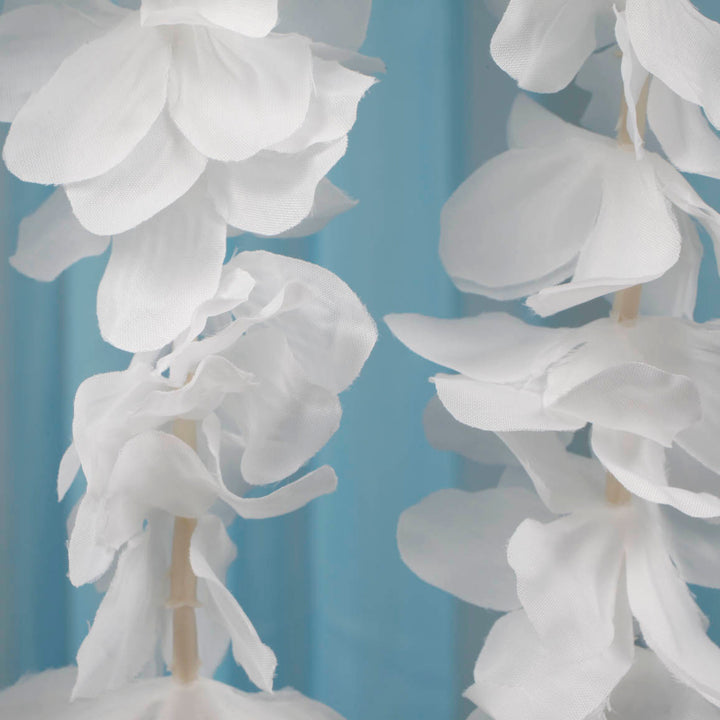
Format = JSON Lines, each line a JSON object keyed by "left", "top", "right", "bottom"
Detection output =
{"left": 58, "top": 443, "right": 80, "bottom": 501}
{"left": 467, "top": 608, "right": 634, "bottom": 720}
{"left": 528, "top": 154, "right": 682, "bottom": 316}
{"left": 423, "top": 396, "right": 521, "bottom": 467}
{"left": 261, "top": 179, "right": 357, "bottom": 238}
{"left": 168, "top": 28, "right": 311, "bottom": 162}
{"left": 219, "top": 327, "right": 342, "bottom": 484}
{"left": 440, "top": 144, "right": 600, "bottom": 299}
{"left": 592, "top": 428, "right": 720, "bottom": 518}
{"left": 0, "top": 0, "right": 126, "bottom": 122}
{"left": 141, "top": 0, "right": 278, "bottom": 36}
{"left": 648, "top": 79, "right": 720, "bottom": 180}
{"left": 220, "top": 465, "right": 338, "bottom": 519}
{"left": 386, "top": 312, "right": 576, "bottom": 383}
{"left": 272, "top": 57, "right": 375, "bottom": 153}
{"left": 626, "top": 0, "right": 720, "bottom": 129}
{"left": 210, "top": 138, "right": 347, "bottom": 236}
{"left": 498, "top": 431, "right": 606, "bottom": 514}
{"left": 67, "top": 493, "right": 117, "bottom": 587}
{"left": 97, "top": 188, "right": 225, "bottom": 353}
{"left": 275, "top": 0, "right": 371, "bottom": 50}
{"left": 626, "top": 513, "right": 720, "bottom": 705}
{"left": 73, "top": 530, "right": 165, "bottom": 699}
{"left": 610, "top": 647, "right": 720, "bottom": 720}
{"left": 398, "top": 486, "right": 552, "bottom": 611}
{"left": 3, "top": 17, "right": 171, "bottom": 184}
{"left": 10, "top": 190, "right": 110, "bottom": 281}
{"left": 490, "top": 0, "right": 612, "bottom": 93}
{"left": 508, "top": 510, "right": 626, "bottom": 657}
{"left": 664, "top": 508, "right": 720, "bottom": 591}
{"left": 433, "top": 374, "right": 583, "bottom": 433}
{"left": 615, "top": 9, "right": 649, "bottom": 156}
{"left": 190, "top": 516, "right": 277, "bottom": 692}
{"left": 65, "top": 110, "right": 207, "bottom": 235}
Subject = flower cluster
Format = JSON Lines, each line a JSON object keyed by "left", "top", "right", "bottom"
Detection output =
{"left": 0, "top": 0, "right": 378, "bottom": 717}
{"left": 390, "top": 2, "right": 720, "bottom": 719}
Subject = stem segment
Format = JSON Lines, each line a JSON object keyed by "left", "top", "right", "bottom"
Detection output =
{"left": 169, "top": 418, "right": 200, "bottom": 684}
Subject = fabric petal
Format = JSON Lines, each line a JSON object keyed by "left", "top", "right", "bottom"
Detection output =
{"left": 439, "top": 145, "right": 601, "bottom": 299}
{"left": 490, "top": 0, "right": 612, "bottom": 93}
{"left": 168, "top": 28, "right": 311, "bottom": 162}
{"left": 0, "top": 0, "right": 126, "bottom": 122}
{"left": 67, "top": 493, "right": 117, "bottom": 587}
{"left": 648, "top": 79, "right": 720, "bottom": 180}
{"left": 141, "top": 0, "right": 278, "bottom": 36}
{"left": 272, "top": 57, "right": 375, "bottom": 153}
{"left": 58, "top": 443, "right": 81, "bottom": 501}
{"left": 467, "top": 607, "right": 634, "bottom": 720}
{"left": 398, "top": 486, "right": 552, "bottom": 611}
{"left": 210, "top": 138, "right": 347, "bottom": 236}
{"left": 626, "top": 512, "right": 720, "bottom": 706}
{"left": 97, "top": 188, "right": 225, "bottom": 353}
{"left": 528, "top": 154, "right": 682, "bottom": 316}
{"left": 664, "top": 507, "right": 720, "bottom": 591}
{"left": 508, "top": 509, "right": 627, "bottom": 657}
{"left": 386, "top": 311, "right": 576, "bottom": 383}
{"left": 190, "top": 516, "right": 277, "bottom": 692}
{"left": 592, "top": 428, "right": 720, "bottom": 519}
{"left": 626, "top": 0, "right": 720, "bottom": 129}
{"left": 275, "top": 0, "right": 371, "bottom": 51}
{"left": 65, "top": 110, "right": 207, "bottom": 235}
{"left": 73, "top": 529, "right": 166, "bottom": 699}
{"left": 433, "top": 374, "right": 583, "bottom": 433}
{"left": 10, "top": 190, "right": 110, "bottom": 282}
{"left": 3, "top": 17, "right": 171, "bottom": 184}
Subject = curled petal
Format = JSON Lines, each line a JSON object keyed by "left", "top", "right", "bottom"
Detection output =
{"left": 58, "top": 443, "right": 80, "bottom": 501}
{"left": 168, "top": 28, "right": 312, "bottom": 162}
{"left": 3, "top": 17, "right": 171, "bottom": 184}
{"left": 10, "top": 190, "right": 109, "bottom": 282}
{"left": 398, "top": 486, "right": 552, "bottom": 611}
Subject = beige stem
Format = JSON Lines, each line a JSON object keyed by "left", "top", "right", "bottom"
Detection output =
{"left": 169, "top": 418, "right": 200, "bottom": 684}
{"left": 605, "top": 77, "right": 650, "bottom": 506}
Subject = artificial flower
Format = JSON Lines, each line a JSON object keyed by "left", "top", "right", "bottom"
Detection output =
{"left": 62, "top": 250, "right": 376, "bottom": 587}
{"left": 0, "top": 666, "right": 346, "bottom": 720}
{"left": 400, "top": 428, "right": 720, "bottom": 719}
{"left": 0, "top": 0, "right": 378, "bottom": 351}
{"left": 438, "top": 95, "right": 718, "bottom": 316}
{"left": 386, "top": 311, "right": 720, "bottom": 517}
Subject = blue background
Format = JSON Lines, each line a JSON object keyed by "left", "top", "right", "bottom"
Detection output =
{"left": 2, "top": 3, "right": 720, "bottom": 720}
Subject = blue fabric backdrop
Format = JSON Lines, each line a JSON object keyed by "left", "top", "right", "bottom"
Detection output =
{"left": 3, "top": 3, "right": 720, "bottom": 720}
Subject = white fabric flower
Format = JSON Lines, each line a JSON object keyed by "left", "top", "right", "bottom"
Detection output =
{"left": 0, "top": 0, "right": 377, "bottom": 352}
{"left": 0, "top": 666, "right": 346, "bottom": 720}
{"left": 438, "top": 95, "right": 718, "bottom": 316}
{"left": 62, "top": 250, "right": 375, "bottom": 587}
{"left": 400, "top": 429, "right": 720, "bottom": 719}
{"left": 73, "top": 513, "right": 278, "bottom": 699}
{"left": 386, "top": 311, "right": 720, "bottom": 518}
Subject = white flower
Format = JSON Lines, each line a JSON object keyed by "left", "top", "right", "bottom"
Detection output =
{"left": 1, "top": 0, "right": 378, "bottom": 351}
{"left": 386, "top": 311, "right": 720, "bottom": 518}
{"left": 62, "top": 251, "right": 376, "bottom": 587}
{"left": 438, "top": 95, "right": 717, "bottom": 317}
{"left": 0, "top": 666, "right": 347, "bottom": 720}
{"left": 73, "top": 513, "right": 277, "bottom": 698}
{"left": 399, "top": 427, "right": 720, "bottom": 719}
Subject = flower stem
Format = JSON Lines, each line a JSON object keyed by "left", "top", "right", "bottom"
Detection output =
{"left": 168, "top": 418, "right": 200, "bottom": 684}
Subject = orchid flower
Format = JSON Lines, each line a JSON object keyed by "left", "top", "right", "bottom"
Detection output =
{"left": 387, "top": 310, "right": 720, "bottom": 518}
{"left": 0, "top": 666, "right": 347, "bottom": 720}
{"left": 435, "top": 95, "right": 718, "bottom": 316}
{"left": 0, "top": 0, "right": 378, "bottom": 351}
{"left": 399, "top": 423, "right": 720, "bottom": 720}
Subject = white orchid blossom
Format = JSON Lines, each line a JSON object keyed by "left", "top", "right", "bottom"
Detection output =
{"left": 0, "top": 0, "right": 378, "bottom": 352}
{"left": 436, "top": 95, "right": 718, "bottom": 316}
{"left": 0, "top": 666, "right": 346, "bottom": 720}
{"left": 399, "top": 424, "right": 720, "bottom": 720}
{"left": 387, "top": 310, "right": 720, "bottom": 518}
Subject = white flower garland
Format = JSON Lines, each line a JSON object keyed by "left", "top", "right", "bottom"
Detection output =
{"left": 0, "top": 1, "right": 378, "bottom": 717}
{"left": 389, "top": 2, "right": 720, "bottom": 719}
